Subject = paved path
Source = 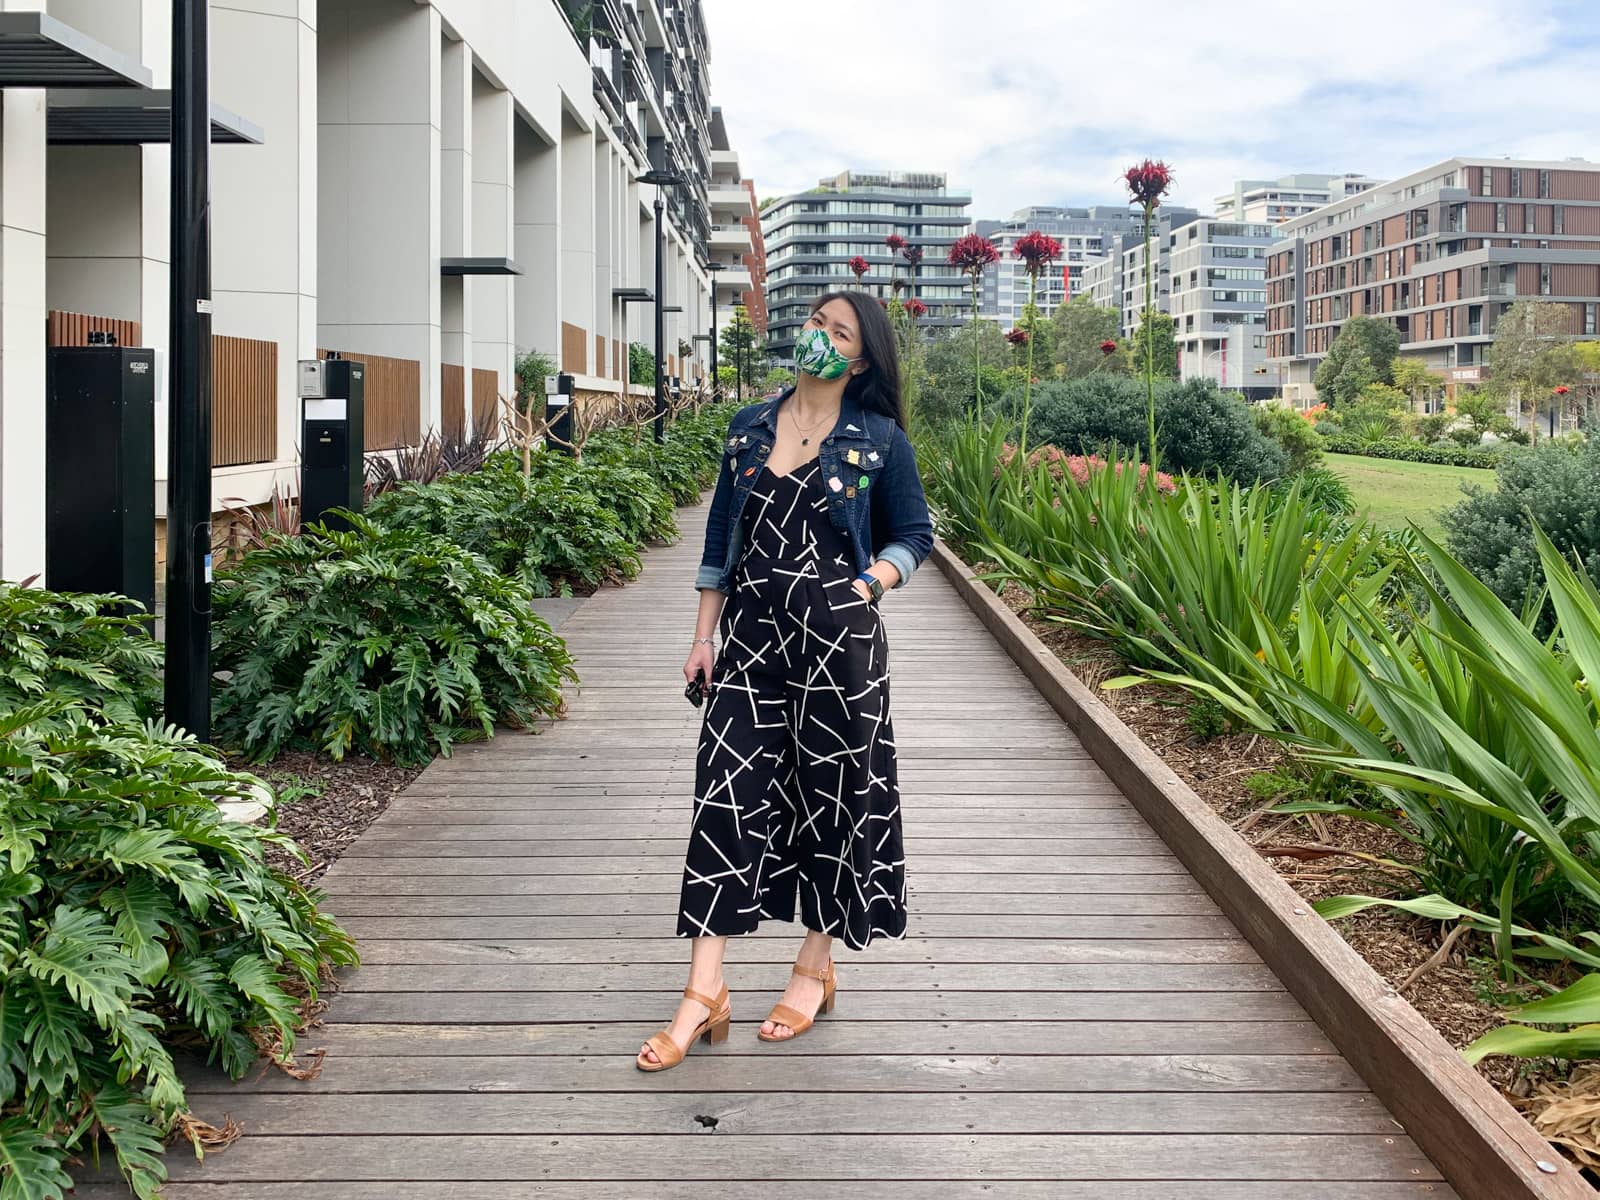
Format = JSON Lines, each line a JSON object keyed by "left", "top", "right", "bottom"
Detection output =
{"left": 80, "top": 495, "right": 1455, "bottom": 1198}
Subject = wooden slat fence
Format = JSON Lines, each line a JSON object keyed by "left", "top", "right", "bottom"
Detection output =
{"left": 212, "top": 334, "right": 278, "bottom": 467}
{"left": 319, "top": 348, "right": 422, "bottom": 451}
{"left": 470, "top": 368, "right": 499, "bottom": 441}
{"left": 561, "top": 321, "right": 587, "bottom": 374}
{"left": 46, "top": 309, "right": 141, "bottom": 349}
{"left": 441, "top": 364, "right": 466, "bottom": 442}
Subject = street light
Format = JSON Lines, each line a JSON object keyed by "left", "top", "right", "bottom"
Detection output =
{"left": 639, "top": 168, "right": 686, "bottom": 443}
{"left": 705, "top": 261, "right": 724, "bottom": 399}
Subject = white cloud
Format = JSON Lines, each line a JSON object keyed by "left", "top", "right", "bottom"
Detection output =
{"left": 700, "top": 0, "right": 1598, "bottom": 220}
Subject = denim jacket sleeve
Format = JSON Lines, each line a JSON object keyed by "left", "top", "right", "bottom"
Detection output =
{"left": 870, "top": 423, "right": 935, "bottom": 590}
{"left": 695, "top": 438, "right": 736, "bottom": 593}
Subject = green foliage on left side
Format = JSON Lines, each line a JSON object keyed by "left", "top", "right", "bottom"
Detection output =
{"left": 0, "top": 697, "right": 355, "bottom": 1199}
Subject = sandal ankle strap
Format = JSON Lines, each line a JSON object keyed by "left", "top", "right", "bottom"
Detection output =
{"left": 792, "top": 961, "right": 832, "bottom": 982}
{"left": 682, "top": 983, "right": 726, "bottom": 1010}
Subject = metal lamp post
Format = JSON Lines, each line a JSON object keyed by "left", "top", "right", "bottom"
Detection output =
{"left": 639, "top": 168, "right": 685, "bottom": 442}
{"left": 705, "top": 261, "right": 723, "bottom": 399}
{"left": 166, "top": 0, "right": 213, "bottom": 739}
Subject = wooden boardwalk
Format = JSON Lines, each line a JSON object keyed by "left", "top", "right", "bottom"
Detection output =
{"left": 81, "top": 496, "right": 1455, "bottom": 1198}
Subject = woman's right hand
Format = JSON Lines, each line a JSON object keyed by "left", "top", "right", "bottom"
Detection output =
{"left": 684, "top": 641, "right": 716, "bottom": 698}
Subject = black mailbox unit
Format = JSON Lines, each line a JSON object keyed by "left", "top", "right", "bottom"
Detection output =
{"left": 545, "top": 370, "right": 574, "bottom": 457}
{"left": 299, "top": 357, "right": 365, "bottom": 530}
{"left": 45, "top": 345, "right": 157, "bottom": 614}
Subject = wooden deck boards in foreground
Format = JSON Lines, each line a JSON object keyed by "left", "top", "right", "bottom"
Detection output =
{"left": 77, "top": 497, "right": 1455, "bottom": 1199}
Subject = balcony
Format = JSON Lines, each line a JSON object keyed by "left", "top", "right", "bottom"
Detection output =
{"left": 707, "top": 185, "right": 753, "bottom": 217}
{"left": 713, "top": 265, "right": 754, "bottom": 293}
{"left": 709, "top": 223, "right": 752, "bottom": 253}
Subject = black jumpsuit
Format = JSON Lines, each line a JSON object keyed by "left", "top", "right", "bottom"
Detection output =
{"left": 677, "top": 456, "right": 907, "bottom": 950}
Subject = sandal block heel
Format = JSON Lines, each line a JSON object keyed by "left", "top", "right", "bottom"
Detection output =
{"left": 704, "top": 1016, "right": 731, "bottom": 1044}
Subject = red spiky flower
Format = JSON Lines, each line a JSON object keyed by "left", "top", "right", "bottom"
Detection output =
{"left": 1100, "top": 339, "right": 1118, "bottom": 355}
{"left": 947, "top": 232, "right": 1000, "bottom": 276}
{"left": 1555, "top": 384, "right": 1571, "bottom": 395}
{"left": 1124, "top": 159, "right": 1174, "bottom": 208}
{"left": 885, "top": 233, "right": 907, "bottom": 253}
{"left": 901, "top": 244, "right": 925, "bottom": 268}
{"left": 848, "top": 255, "right": 869, "bottom": 283}
{"left": 1005, "top": 328, "right": 1030, "bottom": 346}
{"left": 905, "top": 298, "right": 928, "bottom": 319}
{"left": 1013, "top": 231, "right": 1063, "bottom": 277}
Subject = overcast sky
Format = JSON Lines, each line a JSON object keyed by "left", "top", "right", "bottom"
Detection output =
{"left": 699, "top": 0, "right": 1600, "bottom": 221}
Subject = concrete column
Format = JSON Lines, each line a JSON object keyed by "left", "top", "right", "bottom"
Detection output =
{"left": 319, "top": 0, "right": 442, "bottom": 431}
{"left": 470, "top": 73, "right": 513, "bottom": 403}
{"left": 0, "top": 89, "right": 47, "bottom": 582}
{"left": 514, "top": 117, "right": 559, "bottom": 368}
{"left": 591, "top": 136, "right": 614, "bottom": 379}
{"left": 440, "top": 35, "right": 471, "bottom": 408}
{"left": 558, "top": 114, "right": 594, "bottom": 376}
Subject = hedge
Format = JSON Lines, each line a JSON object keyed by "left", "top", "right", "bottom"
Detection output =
{"left": 1320, "top": 435, "right": 1502, "bottom": 469}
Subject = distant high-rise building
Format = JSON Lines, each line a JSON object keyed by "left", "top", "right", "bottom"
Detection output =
{"left": 1267, "top": 156, "right": 1600, "bottom": 408}
{"left": 1168, "top": 219, "right": 1281, "bottom": 398}
{"left": 760, "top": 170, "right": 972, "bottom": 362}
{"left": 1074, "top": 207, "right": 1202, "bottom": 333}
{"left": 1215, "top": 173, "right": 1381, "bottom": 224}
{"left": 708, "top": 109, "right": 766, "bottom": 336}
{"left": 977, "top": 206, "right": 1145, "bottom": 325}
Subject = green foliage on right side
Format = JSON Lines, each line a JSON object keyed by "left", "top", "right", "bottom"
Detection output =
{"left": 1313, "top": 315, "right": 1401, "bottom": 405}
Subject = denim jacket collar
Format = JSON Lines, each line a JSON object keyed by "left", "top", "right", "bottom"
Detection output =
{"left": 748, "top": 385, "right": 874, "bottom": 442}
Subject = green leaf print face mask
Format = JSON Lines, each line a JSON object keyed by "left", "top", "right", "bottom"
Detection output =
{"left": 794, "top": 326, "right": 862, "bottom": 381}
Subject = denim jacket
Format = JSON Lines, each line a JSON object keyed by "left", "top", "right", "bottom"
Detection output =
{"left": 695, "top": 386, "right": 935, "bottom": 596}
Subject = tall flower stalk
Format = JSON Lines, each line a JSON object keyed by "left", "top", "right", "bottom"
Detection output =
{"left": 885, "top": 234, "right": 907, "bottom": 297}
{"left": 1012, "top": 231, "right": 1063, "bottom": 456}
{"left": 848, "top": 255, "right": 869, "bottom": 289}
{"left": 1124, "top": 158, "right": 1173, "bottom": 461}
{"left": 948, "top": 232, "right": 1001, "bottom": 418}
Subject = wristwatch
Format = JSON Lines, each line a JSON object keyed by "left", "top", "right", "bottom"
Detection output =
{"left": 856, "top": 572, "right": 884, "bottom": 602}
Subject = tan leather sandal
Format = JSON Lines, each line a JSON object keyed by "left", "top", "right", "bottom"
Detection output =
{"left": 636, "top": 982, "right": 731, "bottom": 1072}
{"left": 757, "top": 960, "right": 836, "bottom": 1042}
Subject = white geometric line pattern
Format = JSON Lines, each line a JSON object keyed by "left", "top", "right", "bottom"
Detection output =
{"left": 677, "top": 458, "right": 907, "bottom": 949}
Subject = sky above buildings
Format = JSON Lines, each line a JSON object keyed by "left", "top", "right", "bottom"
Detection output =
{"left": 701, "top": 0, "right": 1600, "bottom": 220}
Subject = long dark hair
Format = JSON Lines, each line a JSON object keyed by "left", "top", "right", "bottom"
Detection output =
{"left": 808, "top": 290, "right": 905, "bottom": 428}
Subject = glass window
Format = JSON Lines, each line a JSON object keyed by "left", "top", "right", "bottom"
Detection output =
{"left": 1555, "top": 205, "right": 1565, "bottom": 234}
{"left": 1511, "top": 169, "right": 1522, "bottom": 197}
{"left": 1481, "top": 167, "right": 1493, "bottom": 196}
{"left": 1541, "top": 263, "right": 1552, "bottom": 295}
{"left": 1540, "top": 169, "right": 1550, "bottom": 198}
{"left": 1525, "top": 206, "right": 1536, "bottom": 234}
{"left": 1496, "top": 203, "right": 1506, "bottom": 232}
{"left": 1587, "top": 303, "right": 1597, "bottom": 335}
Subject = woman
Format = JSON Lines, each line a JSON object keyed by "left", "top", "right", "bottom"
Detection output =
{"left": 636, "top": 290, "right": 935, "bottom": 1071}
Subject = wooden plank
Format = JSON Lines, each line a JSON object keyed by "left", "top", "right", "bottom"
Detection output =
{"left": 326, "top": 914, "right": 1233, "bottom": 940}
{"left": 322, "top": 892, "right": 1222, "bottom": 916}
{"left": 318, "top": 854, "right": 1193, "bottom": 878}
{"left": 101, "top": 1134, "right": 1439, "bottom": 1182}
{"left": 325, "top": 990, "right": 1312, "bottom": 1024}
{"left": 287, "top": 1019, "right": 1328, "bottom": 1058}
{"left": 183, "top": 1054, "right": 1365, "bottom": 1095}
{"left": 315, "top": 871, "right": 1211, "bottom": 897}
{"left": 66, "top": 1184, "right": 1458, "bottom": 1200}
{"left": 929, "top": 538, "right": 1586, "bottom": 1198}
{"left": 341, "top": 836, "right": 1168, "bottom": 857}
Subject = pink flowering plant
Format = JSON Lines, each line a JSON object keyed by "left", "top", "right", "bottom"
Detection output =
{"left": 947, "top": 232, "right": 1002, "bottom": 416}
{"left": 1012, "top": 230, "right": 1063, "bottom": 455}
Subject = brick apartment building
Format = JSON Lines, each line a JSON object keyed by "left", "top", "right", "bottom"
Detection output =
{"left": 1266, "top": 157, "right": 1600, "bottom": 402}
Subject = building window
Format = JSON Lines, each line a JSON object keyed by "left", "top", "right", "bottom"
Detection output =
{"left": 1510, "top": 169, "right": 1522, "bottom": 197}
{"left": 1588, "top": 303, "right": 1597, "bottom": 335}
{"left": 1481, "top": 167, "right": 1493, "bottom": 196}
{"left": 1540, "top": 169, "right": 1550, "bottom": 198}
{"left": 1525, "top": 206, "right": 1536, "bottom": 234}
{"left": 1555, "top": 205, "right": 1566, "bottom": 234}
{"left": 1541, "top": 263, "right": 1552, "bottom": 295}
{"left": 1495, "top": 203, "right": 1507, "bottom": 232}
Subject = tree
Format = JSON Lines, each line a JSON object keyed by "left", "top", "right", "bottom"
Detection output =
{"left": 628, "top": 341, "right": 655, "bottom": 386}
{"left": 1333, "top": 346, "right": 1379, "bottom": 406}
{"left": 1012, "top": 302, "right": 1055, "bottom": 372}
{"left": 1130, "top": 311, "right": 1177, "bottom": 382}
{"left": 1455, "top": 388, "right": 1513, "bottom": 436}
{"left": 1050, "top": 294, "right": 1128, "bottom": 379}
{"left": 920, "top": 319, "right": 1011, "bottom": 424}
{"left": 1485, "top": 299, "right": 1580, "bottom": 440}
{"left": 1313, "top": 316, "right": 1400, "bottom": 405}
{"left": 718, "top": 306, "right": 765, "bottom": 398}
{"left": 1390, "top": 357, "right": 1446, "bottom": 412}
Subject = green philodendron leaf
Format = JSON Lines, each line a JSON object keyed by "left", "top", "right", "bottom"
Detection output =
{"left": 0, "top": 1115, "right": 73, "bottom": 1200}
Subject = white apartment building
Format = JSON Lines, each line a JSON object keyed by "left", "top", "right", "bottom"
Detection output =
{"left": 977, "top": 206, "right": 1140, "bottom": 326}
{"left": 1214, "top": 172, "right": 1380, "bottom": 224}
{"left": 1168, "top": 219, "right": 1280, "bottom": 398}
{"left": 0, "top": 0, "right": 752, "bottom": 584}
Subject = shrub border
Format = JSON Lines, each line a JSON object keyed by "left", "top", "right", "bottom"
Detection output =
{"left": 928, "top": 535, "right": 1589, "bottom": 1200}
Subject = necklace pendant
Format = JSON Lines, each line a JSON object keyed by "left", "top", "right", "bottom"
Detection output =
{"left": 801, "top": 436, "right": 809, "bottom": 445}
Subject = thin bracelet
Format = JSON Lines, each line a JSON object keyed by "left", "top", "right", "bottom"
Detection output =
{"left": 691, "top": 636, "right": 714, "bottom": 646}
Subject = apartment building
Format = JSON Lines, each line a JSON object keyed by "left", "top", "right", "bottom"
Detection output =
{"left": 0, "top": 0, "right": 755, "bottom": 584}
{"left": 708, "top": 106, "right": 765, "bottom": 334}
{"left": 1266, "top": 157, "right": 1600, "bottom": 401}
{"left": 1076, "top": 206, "right": 1202, "bottom": 334}
{"left": 977, "top": 206, "right": 1144, "bottom": 326}
{"left": 1168, "top": 219, "right": 1280, "bottom": 397}
{"left": 1215, "top": 172, "right": 1380, "bottom": 224}
{"left": 761, "top": 170, "right": 972, "bottom": 362}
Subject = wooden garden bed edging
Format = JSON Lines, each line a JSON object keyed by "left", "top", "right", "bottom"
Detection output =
{"left": 929, "top": 536, "right": 1592, "bottom": 1200}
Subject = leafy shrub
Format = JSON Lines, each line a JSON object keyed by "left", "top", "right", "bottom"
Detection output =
{"left": 1320, "top": 435, "right": 1502, "bottom": 468}
{"left": 1440, "top": 437, "right": 1600, "bottom": 619}
{"left": 1023, "top": 375, "right": 1287, "bottom": 480}
{"left": 0, "top": 702, "right": 354, "bottom": 1198}
{"left": 212, "top": 516, "right": 577, "bottom": 765}
{"left": 1280, "top": 466, "right": 1355, "bottom": 517}
{"left": 1253, "top": 403, "right": 1323, "bottom": 473}
{"left": 0, "top": 585, "right": 162, "bottom": 734}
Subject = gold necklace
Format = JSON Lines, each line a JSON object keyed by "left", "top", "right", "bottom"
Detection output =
{"left": 787, "top": 398, "right": 837, "bottom": 446}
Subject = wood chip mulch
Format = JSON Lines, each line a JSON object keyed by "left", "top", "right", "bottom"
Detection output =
{"left": 980, "top": 568, "right": 1583, "bottom": 1119}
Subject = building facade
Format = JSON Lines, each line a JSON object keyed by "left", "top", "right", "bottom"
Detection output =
{"left": 1168, "top": 219, "right": 1280, "bottom": 397}
{"left": 1214, "top": 172, "right": 1380, "bottom": 224}
{"left": 0, "top": 0, "right": 757, "bottom": 584}
{"left": 1076, "top": 206, "right": 1201, "bottom": 334}
{"left": 707, "top": 106, "right": 765, "bottom": 335}
{"left": 760, "top": 170, "right": 972, "bottom": 363}
{"left": 978, "top": 206, "right": 1143, "bottom": 326}
{"left": 1266, "top": 157, "right": 1600, "bottom": 402}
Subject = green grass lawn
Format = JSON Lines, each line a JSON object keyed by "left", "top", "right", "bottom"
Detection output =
{"left": 1324, "top": 452, "right": 1497, "bottom": 538}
